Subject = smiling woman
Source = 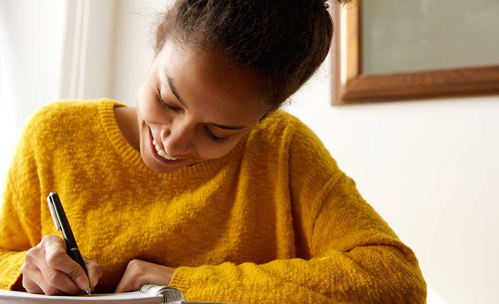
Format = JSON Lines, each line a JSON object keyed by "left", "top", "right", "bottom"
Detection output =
{"left": 0, "top": 0, "right": 426, "bottom": 303}
{"left": 122, "top": 42, "right": 267, "bottom": 173}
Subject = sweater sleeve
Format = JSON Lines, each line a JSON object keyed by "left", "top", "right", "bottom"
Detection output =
{"left": 0, "top": 113, "right": 43, "bottom": 290}
{"left": 169, "top": 119, "right": 427, "bottom": 303}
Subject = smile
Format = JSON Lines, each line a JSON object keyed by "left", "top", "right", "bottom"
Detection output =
{"left": 152, "top": 138, "right": 179, "bottom": 160}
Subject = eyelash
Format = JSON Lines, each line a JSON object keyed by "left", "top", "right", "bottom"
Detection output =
{"left": 156, "top": 90, "right": 180, "bottom": 112}
{"left": 206, "top": 129, "right": 230, "bottom": 143}
{"left": 155, "top": 89, "right": 230, "bottom": 143}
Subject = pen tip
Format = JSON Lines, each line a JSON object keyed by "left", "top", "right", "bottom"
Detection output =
{"left": 84, "top": 287, "right": 91, "bottom": 295}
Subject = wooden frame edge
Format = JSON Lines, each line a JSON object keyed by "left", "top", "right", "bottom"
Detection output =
{"left": 331, "top": 0, "right": 499, "bottom": 105}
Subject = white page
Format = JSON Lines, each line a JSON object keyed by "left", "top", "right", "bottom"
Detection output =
{"left": 0, "top": 289, "right": 163, "bottom": 304}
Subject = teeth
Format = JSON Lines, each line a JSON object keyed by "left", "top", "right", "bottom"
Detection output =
{"left": 152, "top": 137, "right": 178, "bottom": 160}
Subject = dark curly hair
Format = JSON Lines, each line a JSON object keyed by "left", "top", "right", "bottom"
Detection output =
{"left": 154, "top": 0, "right": 347, "bottom": 110}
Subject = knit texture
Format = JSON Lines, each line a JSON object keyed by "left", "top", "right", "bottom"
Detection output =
{"left": 0, "top": 99, "right": 426, "bottom": 303}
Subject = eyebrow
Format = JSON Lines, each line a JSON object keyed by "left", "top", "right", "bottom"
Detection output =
{"left": 166, "top": 75, "right": 248, "bottom": 131}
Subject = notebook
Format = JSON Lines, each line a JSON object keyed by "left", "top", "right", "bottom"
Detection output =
{"left": 0, "top": 284, "right": 227, "bottom": 304}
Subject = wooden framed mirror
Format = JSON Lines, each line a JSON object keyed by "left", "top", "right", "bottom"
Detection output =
{"left": 331, "top": 0, "right": 499, "bottom": 105}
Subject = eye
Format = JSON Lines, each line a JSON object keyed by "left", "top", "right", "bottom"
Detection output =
{"left": 156, "top": 90, "right": 181, "bottom": 112}
{"left": 205, "top": 127, "right": 230, "bottom": 143}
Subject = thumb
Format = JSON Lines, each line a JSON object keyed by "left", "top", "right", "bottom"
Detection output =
{"left": 67, "top": 261, "right": 91, "bottom": 292}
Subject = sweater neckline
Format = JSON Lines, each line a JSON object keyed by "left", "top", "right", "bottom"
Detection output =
{"left": 98, "top": 99, "right": 244, "bottom": 180}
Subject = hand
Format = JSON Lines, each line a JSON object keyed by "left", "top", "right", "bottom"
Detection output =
{"left": 21, "top": 235, "right": 102, "bottom": 295}
{"left": 115, "top": 259, "right": 176, "bottom": 293}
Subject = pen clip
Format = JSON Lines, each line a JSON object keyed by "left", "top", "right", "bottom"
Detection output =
{"left": 47, "top": 194, "right": 62, "bottom": 231}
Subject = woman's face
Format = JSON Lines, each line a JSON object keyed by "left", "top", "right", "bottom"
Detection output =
{"left": 136, "top": 42, "right": 268, "bottom": 173}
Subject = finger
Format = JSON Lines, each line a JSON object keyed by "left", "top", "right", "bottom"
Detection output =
{"left": 21, "top": 263, "right": 44, "bottom": 294}
{"left": 21, "top": 247, "right": 42, "bottom": 293}
{"left": 114, "top": 274, "right": 131, "bottom": 293}
{"left": 84, "top": 258, "right": 102, "bottom": 290}
{"left": 22, "top": 277, "right": 44, "bottom": 294}
{"left": 43, "top": 237, "right": 90, "bottom": 292}
{"left": 28, "top": 244, "right": 82, "bottom": 295}
{"left": 115, "top": 266, "right": 141, "bottom": 293}
{"left": 21, "top": 262, "right": 65, "bottom": 295}
{"left": 37, "top": 260, "right": 82, "bottom": 295}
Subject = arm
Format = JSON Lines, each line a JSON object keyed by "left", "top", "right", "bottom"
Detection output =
{"left": 168, "top": 174, "right": 426, "bottom": 303}
{"left": 0, "top": 119, "right": 42, "bottom": 290}
{"left": 0, "top": 109, "right": 102, "bottom": 294}
{"left": 167, "top": 120, "right": 426, "bottom": 303}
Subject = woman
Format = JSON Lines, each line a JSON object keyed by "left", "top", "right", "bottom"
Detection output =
{"left": 0, "top": 0, "right": 426, "bottom": 303}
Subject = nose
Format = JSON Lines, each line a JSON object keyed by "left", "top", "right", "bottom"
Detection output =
{"left": 160, "top": 120, "right": 194, "bottom": 156}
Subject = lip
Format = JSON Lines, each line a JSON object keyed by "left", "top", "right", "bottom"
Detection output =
{"left": 148, "top": 126, "right": 186, "bottom": 167}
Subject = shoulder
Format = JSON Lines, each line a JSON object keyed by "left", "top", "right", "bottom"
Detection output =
{"left": 27, "top": 99, "right": 108, "bottom": 127}
{"left": 25, "top": 99, "right": 121, "bottom": 135}
{"left": 250, "top": 110, "right": 332, "bottom": 157}
{"left": 249, "top": 110, "right": 305, "bottom": 144}
{"left": 21, "top": 99, "right": 122, "bottom": 151}
{"left": 248, "top": 109, "right": 340, "bottom": 178}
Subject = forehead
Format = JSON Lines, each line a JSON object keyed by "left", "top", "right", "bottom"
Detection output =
{"left": 155, "top": 42, "right": 267, "bottom": 126}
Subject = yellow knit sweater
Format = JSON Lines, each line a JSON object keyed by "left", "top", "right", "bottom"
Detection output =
{"left": 0, "top": 99, "right": 426, "bottom": 303}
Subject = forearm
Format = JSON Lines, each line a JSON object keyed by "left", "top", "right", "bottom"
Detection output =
{"left": 169, "top": 244, "right": 426, "bottom": 304}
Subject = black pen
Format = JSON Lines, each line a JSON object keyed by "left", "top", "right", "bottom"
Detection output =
{"left": 47, "top": 192, "right": 91, "bottom": 295}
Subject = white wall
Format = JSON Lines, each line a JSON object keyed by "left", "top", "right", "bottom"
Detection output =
{"left": 0, "top": 0, "right": 68, "bottom": 189}
{"left": 110, "top": 0, "right": 167, "bottom": 104}
{"left": 59, "top": 0, "right": 117, "bottom": 100}
{"left": 0, "top": 0, "right": 118, "bottom": 188}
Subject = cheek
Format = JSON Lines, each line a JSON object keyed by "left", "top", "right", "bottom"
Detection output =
{"left": 196, "top": 138, "right": 242, "bottom": 160}
{"left": 137, "top": 85, "right": 169, "bottom": 124}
